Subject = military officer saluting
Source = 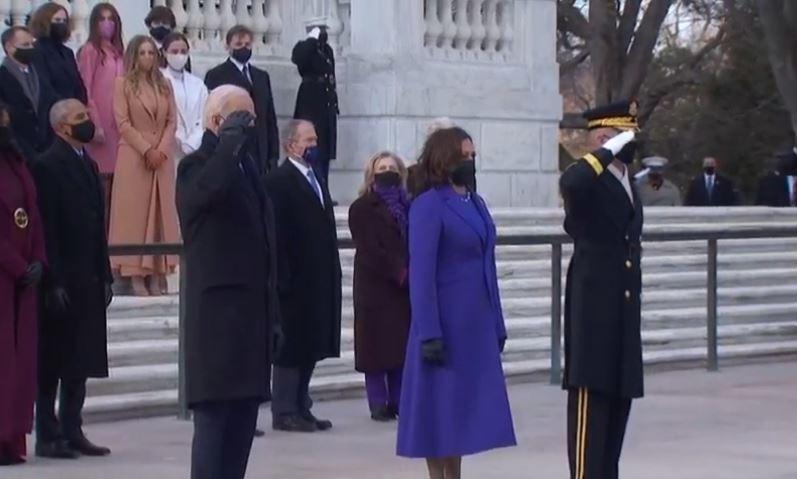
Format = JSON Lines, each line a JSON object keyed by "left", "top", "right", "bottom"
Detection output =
{"left": 559, "top": 100, "right": 643, "bottom": 479}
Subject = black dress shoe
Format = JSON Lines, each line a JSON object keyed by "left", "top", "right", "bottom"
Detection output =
{"left": 0, "top": 454, "right": 25, "bottom": 466}
{"left": 35, "top": 440, "right": 80, "bottom": 459}
{"left": 272, "top": 414, "right": 317, "bottom": 432}
{"left": 302, "top": 411, "right": 333, "bottom": 431}
{"left": 386, "top": 403, "right": 399, "bottom": 419}
{"left": 370, "top": 406, "right": 394, "bottom": 422}
{"left": 253, "top": 428, "right": 265, "bottom": 437}
{"left": 67, "top": 435, "right": 111, "bottom": 457}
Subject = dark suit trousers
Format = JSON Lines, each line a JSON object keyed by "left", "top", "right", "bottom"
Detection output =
{"left": 36, "top": 374, "right": 87, "bottom": 443}
{"left": 567, "top": 388, "right": 632, "bottom": 479}
{"left": 191, "top": 398, "right": 261, "bottom": 479}
{"left": 271, "top": 363, "right": 316, "bottom": 417}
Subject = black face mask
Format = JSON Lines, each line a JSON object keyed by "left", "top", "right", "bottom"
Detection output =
{"left": 0, "top": 126, "right": 13, "bottom": 149}
{"left": 704, "top": 167, "right": 715, "bottom": 175}
{"left": 319, "top": 29, "right": 329, "bottom": 45}
{"left": 374, "top": 171, "right": 401, "bottom": 188}
{"left": 13, "top": 47, "right": 36, "bottom": 65}
{"left": 451, "top": 160, "right": 476, "bottom": 191}
{"left": 69, "top": 119, "right": 96, "bottom": 144}
{"left": 150, "top": 26, "right": 171, "bottom": 42}
{"left": 648, "top": 172, "right": 663, "bottom": 183}
{"left": 231, "top": 47, "right": 252, "bottom": 64}
{"left": 50, "top": 22, "right": 70, "bottom": 42}
{"left": 616, "top": 141, "right": 637, "bottom": 165}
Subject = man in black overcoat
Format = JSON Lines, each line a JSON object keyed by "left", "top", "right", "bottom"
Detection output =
{"left": 31, "top": 99, "right": 111, "bottom": 459}
{"left": 292, "top": 22, "right": 339, "bottom": 199}
{"left": 559, "top": 100, "right": 644, "bottom": 479}
{"left": 265, "top": 119, "right": 342, "bottom": 432}
{"left": 176, "top": 86, "right": 278, "bottom": 479}
{"left": 684, "top": 156, "right": 738, "bottom": 206}
{"left": 0, "top": 26, "right": 54, "bottom": 162}
{"left": 756, "top": 147, "right": 797, "bottom": 207}
{"left": 204, "top": 25, "right": 279, "bottom": 174}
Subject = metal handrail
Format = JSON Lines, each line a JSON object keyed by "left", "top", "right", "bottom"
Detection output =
{"left": 108, "top": 224, "right": 797, "bottom": 419}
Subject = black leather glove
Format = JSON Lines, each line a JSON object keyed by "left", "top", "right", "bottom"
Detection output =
{"left": 499, "top": 337, "right": 507, "bottom": 354}
{"left": 421, "top": 338, "right": 445, "bottom": 366}
{"left": 48, "top": 287, "right": 70, "bottom": 312}
{"left": 104, "top": 283, "right": 114, "bottom": 308}
{"left": 19, "top": 261, "right": 43, "bottom": 287}
{"left": 219, "top": 110, "right": 255, "bottom": 142}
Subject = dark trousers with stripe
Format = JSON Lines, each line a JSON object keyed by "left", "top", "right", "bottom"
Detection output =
{"left": 567, "top": 388, "right": 632, "bottom": 479}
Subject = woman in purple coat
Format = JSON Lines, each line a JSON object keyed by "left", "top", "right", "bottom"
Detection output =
{"left": 397, "top": 128, "right": 515, "bottom": 478}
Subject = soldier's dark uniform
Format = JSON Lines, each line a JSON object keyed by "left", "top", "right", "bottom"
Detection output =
{"left": 559, "top": 101, "right": 644, "bottom": 479}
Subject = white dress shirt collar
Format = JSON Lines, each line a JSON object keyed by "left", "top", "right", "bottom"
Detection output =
{"left": 229, "top": 56, "right": 249, "bottom": 73}
{"left": 608, "top": 162, "right": 634, "bottom": 204}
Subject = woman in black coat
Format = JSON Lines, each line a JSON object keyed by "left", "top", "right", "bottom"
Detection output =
{"left": 29, "top": 3, "right": 88, "bottom": 104}
{"left": 348, "top": 151, "right": 411, "bottom": 421}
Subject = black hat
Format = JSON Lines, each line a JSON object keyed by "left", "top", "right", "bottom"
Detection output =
{"left": 583, "top": 100, "right": 639, "bottom": 131}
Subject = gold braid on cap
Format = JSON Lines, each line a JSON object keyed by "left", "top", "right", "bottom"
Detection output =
{"left": 587, "top": 117, "right": 638, "bottom": 130}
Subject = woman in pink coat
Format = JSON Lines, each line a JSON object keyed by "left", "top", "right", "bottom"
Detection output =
{"left": 77, "top": 2, "right": 124, "bottom": 228}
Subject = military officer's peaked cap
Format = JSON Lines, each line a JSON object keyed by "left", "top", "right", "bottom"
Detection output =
{"left": 641, "top": 156, "right": 669, "bottom": 170}
{"left": 583, "top": 100, "right": 639, "bottom": 131}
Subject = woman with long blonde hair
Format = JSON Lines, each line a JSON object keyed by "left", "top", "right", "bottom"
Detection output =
{"left": 108, "top": 35, "right": 179, "bottom": 296}
{"left": 348, "top": 151, "right": 411, "bottom": 421}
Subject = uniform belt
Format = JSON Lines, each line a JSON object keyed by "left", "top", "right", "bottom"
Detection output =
{"left": 302, "top": 75, "right": 334, "bottom": 83}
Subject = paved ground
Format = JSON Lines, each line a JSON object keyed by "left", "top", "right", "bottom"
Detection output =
{"left": 5, "top": 360, "right": 796, "bottom": 479}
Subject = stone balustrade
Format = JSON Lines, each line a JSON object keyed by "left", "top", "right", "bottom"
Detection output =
{"left": 424, "top": 0, "right": 515, "bottom": 62}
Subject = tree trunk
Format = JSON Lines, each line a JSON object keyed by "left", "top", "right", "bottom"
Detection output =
{"left": 756, "top": 0, "right": 797, "bottom": 139}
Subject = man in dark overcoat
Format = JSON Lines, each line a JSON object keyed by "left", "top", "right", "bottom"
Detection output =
{"left": 0, "top": 26, "right": 54, "bottom": 162}
{"left": 559, "top": 100, "right": 644, "bottom": 479}
{"left": 265, "top": 119, "right": 342, "bottom": 432}
{"left": 31, "top": 99, "right": 112, "bottom": 458}
{"left": 176, "top": 85, "right": 278, "bottom": 479}
{"left": 291, "top": 22, "right": 339, "bottom": 198}
{"left": 204, "top": 25, "right": 280, "bottom": 174}
{"left": 684, "top": 157, "right": 737, "bottom": 206}
{"left": 756, "top": 147, "right": 797, "bottom": 207}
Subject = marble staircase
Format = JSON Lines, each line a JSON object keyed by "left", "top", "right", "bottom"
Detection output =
{"left": 85, "top": 207, "right": 797, "bottom": 421}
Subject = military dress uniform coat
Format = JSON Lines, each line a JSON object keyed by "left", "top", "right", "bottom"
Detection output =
{"left": 204, "top": 60, "right": 280, "bottom": 173}
{"left": 292, "top": 38, "right": 338, "bottom": 163}
{"left": 32, "top": 138, "right": 112, "bottom": 378}
{"left": 560, "top": 148, "right": 644, "bottom": 400}
{"left": 264, "top": 160, "right": 342, "bottom": 367}
{"left": 176, "top": 131, "right": 278, "bottom": 406}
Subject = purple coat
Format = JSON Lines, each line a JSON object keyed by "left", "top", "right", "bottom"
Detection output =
{"left": 396, "top": 186, "right": 516, "bottom": 458}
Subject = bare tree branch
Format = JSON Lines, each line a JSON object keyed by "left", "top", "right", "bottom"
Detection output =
{"left": 620, "top": 0, "right": 675, "bottom": 100}
{"left": 560, "top": 49, "right": 591, "bottom": 74}
{"left": 558, "top": 2, "right": 592, "bottom": 40}
{"left": 756, "top": 0, "right": 797, "bottom": 139}
{"left": 618, "top": 0, "right": 642, "bottom": 55}
{"left": 638, "top": 27, "right": 726, "bottom": 125}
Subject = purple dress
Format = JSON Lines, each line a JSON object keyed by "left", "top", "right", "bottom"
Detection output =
{"left": 396, "top": 186, "right": 516, "bottom": 458}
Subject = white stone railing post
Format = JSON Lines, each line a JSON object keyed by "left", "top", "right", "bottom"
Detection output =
{"left": 422, "top": 0, "right": 514, "bottom": 62}
{"left": 218, "top": 0, "right": 236, "bottom": 43}
{"left": 10, "top": 0, "right": 30, "bottom": 26}
{"left": 68, "top": 0, "right": 90, "bottom": 46}
{"left": 201, "top": 0, "right": 221, "bottom": 52}
{"left": 186, "top": 0, "right": 205, "bottom": 49}
{"left": 169, "top": 0, "right": 189, "bottom": 35}
{"left": 235, "top": 0, "right": 252, "bottom": 30}
{"left": 265, "top": 0, "right": 284, "bottom": 55}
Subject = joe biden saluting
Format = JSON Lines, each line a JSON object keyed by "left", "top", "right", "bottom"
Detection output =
{"left": 176, "top": 85, "right": 279, "bottom": 479}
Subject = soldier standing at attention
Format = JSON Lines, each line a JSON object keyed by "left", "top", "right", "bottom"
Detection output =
{"left": 559, "top": 100, "right": 644, "bottom": 479}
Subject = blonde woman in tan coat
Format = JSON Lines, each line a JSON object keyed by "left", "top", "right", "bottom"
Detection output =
{"left": 109, "top": 35, "right": 179, "bottom": 296}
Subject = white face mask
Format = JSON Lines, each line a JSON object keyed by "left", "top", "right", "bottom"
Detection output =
{"left": 166, "top": 53, "right": 188, "bottom": 71}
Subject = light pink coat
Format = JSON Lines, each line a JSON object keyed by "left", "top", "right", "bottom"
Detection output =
{"left": 77, "top": 41, "right": 124, "bottom": 175}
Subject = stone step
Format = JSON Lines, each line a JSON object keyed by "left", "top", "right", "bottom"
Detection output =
{"left": 93, "top": 317, "right": 797, "bottom": 400}
{"left": 84, "top": 337, "right": 797, "bottom": 422}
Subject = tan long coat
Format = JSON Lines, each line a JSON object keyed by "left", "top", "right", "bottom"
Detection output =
{"left": 109, "top": 76, "right": 179, "bottom": 277}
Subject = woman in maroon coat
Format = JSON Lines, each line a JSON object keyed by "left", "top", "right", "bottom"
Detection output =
{"left": 0, "top": 101, "right": 46, "bottom": 465}
{"left": 348, "top": 151, "right": 411, "bottom": 421}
